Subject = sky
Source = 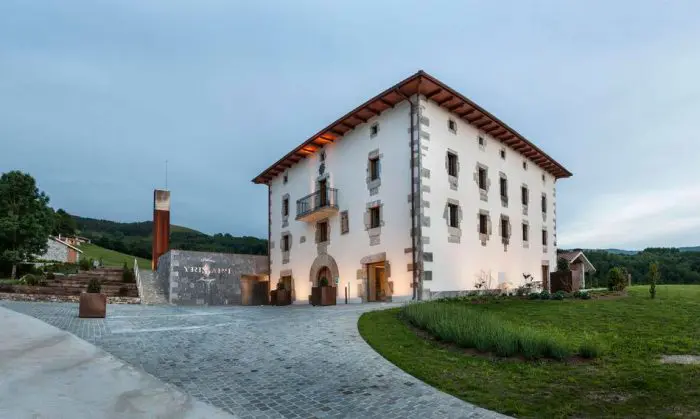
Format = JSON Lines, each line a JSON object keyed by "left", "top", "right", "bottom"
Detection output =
{"left": 1, "top": 0, "right": 699, "bottom": 249}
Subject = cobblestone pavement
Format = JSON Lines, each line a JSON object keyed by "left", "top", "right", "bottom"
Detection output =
{"left": 1, "top": 301, "right": 506, "bottom": 419}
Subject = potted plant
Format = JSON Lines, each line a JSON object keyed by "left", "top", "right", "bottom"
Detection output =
{"left": 276, "top": 281, "right": 291, "bottom": 306}
{"left": 313, "top": 277, "right": 336, "bottom": 306}
{"left": 79, "top": 278, "right": 107, "bottom": 318}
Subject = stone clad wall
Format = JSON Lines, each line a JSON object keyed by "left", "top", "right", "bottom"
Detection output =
{"left": 156, "top": 250, "right": 269, "bottom": 305}
{"left": 37, "top": 239, "right": 69, "bottom": 262}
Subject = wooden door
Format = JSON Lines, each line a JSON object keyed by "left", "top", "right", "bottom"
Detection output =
{"left": 542, "top": 265, "right": 550, "bottom": 291}
{"left": 318, "top": 179, "right": 328, "bottom": 206}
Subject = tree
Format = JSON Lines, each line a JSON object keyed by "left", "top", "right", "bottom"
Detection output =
{"left": 53, "top": 208, "right": 77, "bottom": 236}
{"left": 0, "top": 171, "right": 54, "bottom": 278}
{"left": 648, "top": 262, "right": 660, "bottom": 299}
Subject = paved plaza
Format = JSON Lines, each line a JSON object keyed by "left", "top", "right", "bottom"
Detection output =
{"left": 1, "top": 301, "right": 505, "bottom": 419}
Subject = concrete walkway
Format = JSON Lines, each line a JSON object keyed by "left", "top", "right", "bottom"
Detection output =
{"left": 0, "top": 306, "right": 235, "bottom": 419}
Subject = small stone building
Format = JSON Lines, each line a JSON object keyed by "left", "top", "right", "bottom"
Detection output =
{"left": 36, "top": 236, "right": 83, "bottom": 263}
{"left": 558, "top": 250, "right": 596, "bottom": 289}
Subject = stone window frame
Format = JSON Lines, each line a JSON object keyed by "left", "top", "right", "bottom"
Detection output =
{"left": 445, "top": 148, "right": 460, "bottom": 191}
{"left": 283, "top": 173, "right": 288, "bottom": 184}
{"left": 281, "top": 193, "right": 290, "bottom": 228}
{"left": 499, "top": 214, "right": 512, "bottom": 250}
{"left": 364, "top": 200, "right": 384, "bottom": 246}
{"left": 474, "top": 163, "right": 490, "bottom": 202}
{"left": 521, "top": 183, "right": 529, "bottom": 215}
{"left": 448, "top": 118, "right": 457, "bottom": 134}
{"left": 340, "top": 210, "right": 349, "bottom": 235}
{"left": 477, "top": 209, "right": 492, "bottom": 246}
{"left": 522, "top": 220, "right": 530, "bottom": 248}
{"left": 523, "top": 160, "right": 528, "bottom": 170}
{"left": 478, "top": 134, "right": 486, "bottom": 151}
{"left": 370, "top": 122, "right": 380, "bottom": 138}
{"left": 499, "top": 172, "right": 508, "bottom": 208}
{"left": 500, "top": 147, "right": 506, "bottom": 160}
{"left": 542, "top": 228, "right": 548, "bottom": 247}
{"left": 541, "top": 192, "right": 548, "bottom": 221}
{"left": 315, "top": 219, "right": 330, "bottom": 244}
{"left": 366, "top": 149, "right": 383, "bottom": 195}
{"left": 320, "top": 150, "right": 326, "bottom": 162}
{"left": 444, "top": 198, "right": 463, "bottom": 243}
{"left": 281, "top": 231, "right": 292, "bottom": 264}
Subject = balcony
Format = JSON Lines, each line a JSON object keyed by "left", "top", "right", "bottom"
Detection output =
{"left": 296, "top": 188, "right": 339, "bottom": 222}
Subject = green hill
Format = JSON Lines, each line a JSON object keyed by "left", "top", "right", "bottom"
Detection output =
{"left": 72, "top": 215, "right": 267, "bottom": 260}
{"left": 80, "top": 243, "right": 151, "bottom": 270}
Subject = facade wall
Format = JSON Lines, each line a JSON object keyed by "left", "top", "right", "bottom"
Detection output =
{"left": 420, "top": 98, "right": 558, "bottom": 295}
{"left": 36, "top": 239, "right": 70, "bottom": 263}
{"left": 269, "top": 101, "right": 414, "bottom": 303}
{"left": 156, "top": 250, "right": 268, "bottom": 305}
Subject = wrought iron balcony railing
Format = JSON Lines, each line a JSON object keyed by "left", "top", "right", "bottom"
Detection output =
{"left": 296, "top": 188, "right": 339, "bottom": 221}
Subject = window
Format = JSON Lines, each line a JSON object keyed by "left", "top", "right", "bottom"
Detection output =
{"left": 542, "top": 229, "right": 548, "bottom": 246}
{"left": 318, "top": 221, "right": 329, "bottom": 242}
{"left": 522, "top": 223, "right": 529, "bottom": 242}
{"left": 369, "top": 157, "right": 380, "bottom": 181}
{"left": 283, "top": 174, "right": 288, "bottom": 184}
{"left": 500, "top": 177, "right": 507, "bottom": 199}
{"left": 500, "top": 148, "right": 506, "bottom": 159}
{"left": 448, "top": 203, "right": 459, "bottom": 228}
{"left": 478, "top": 167, "right": 487, "bottom": 190}
{"left": 447, "top": 152, "right": 458, "bottom": 177}
{"left": 281, "top": 234, "right": 290, "bottom": 252}
{"left": 542, "top": 173, "right": 546, "bottom": 183}
{"left": 500, "top": 216, "right": 508, "bottom": 239}
{"left": 340, "top": 211, "right": 349, "bottom": 235}
{"left": 370, "top": 206, "right": 381, "bottom": 229}
{"left": 423, "top": 271, "right": 433, "bottom": 281}
{"left": 479, "top": 213, "right": 488, "bottom": 235}
{"left": 370, "top": 123, "right": 379, "bottom": 137}
{"left": 541, "top": 194, "right": 547, "bottom": 213}
{"left": 320, "top": 150, "right": 326, "bottom": 162}
{"left": 521, "top": 185, "right": 529, "bottom": 205}
{"left": 282, "top": 197, "right": 289, "bottom": 217}
{"left": 478, "top": 135, "right": 485, "bottom": 146}
{"left": 448, "top": 119, "right": 457, "bottom": 133}
{"left": 523, "top": 160, "right": 528, "bottom": 170}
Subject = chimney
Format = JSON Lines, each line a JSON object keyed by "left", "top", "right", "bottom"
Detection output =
{"left": 152, "top": 190, "right": 171, "bottom": 270}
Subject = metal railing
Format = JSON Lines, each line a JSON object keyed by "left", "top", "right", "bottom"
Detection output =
{"left": 134, "top": 258, "right": 143, "bottom": 303}
{"left": 296, "top": 188, "right": 338, "bottom": 219}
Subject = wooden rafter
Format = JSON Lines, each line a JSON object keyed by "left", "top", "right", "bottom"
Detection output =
{"left": 448, "top": 102, "right": 465, "bottom": 112}
{"left": 378, "top": 97, "right": 394, "bottom": 108}
{"left": 436, "top": 95, "right": 455, "bottom": 106}
{"left": 426, "top": 88, "right": 443, "bottom": 99}
{"left": 475, "top": 119, "right": 492, "bottom": 129}
{"left": 365, "top": 106, "right": 380, "bottom": 116}
{"left": 353, "top": 113, "right": 368, "bottom": 123}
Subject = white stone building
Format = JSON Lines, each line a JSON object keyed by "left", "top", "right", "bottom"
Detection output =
{"left": 252, "top": 71, "right": 571, "bottom": 303}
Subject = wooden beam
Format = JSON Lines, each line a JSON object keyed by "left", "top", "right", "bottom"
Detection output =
{"left": 393, "top": 88, "right": 409, "bottom": 100}
{"left": 475, "top": 119, "right": 492, "bottom": 129}
{"left": 484, "top": 124, "right": 501, "bottom": 134}
{"left": 436, "top": 95, "right": 455, "bottom": 106}
{"left": 426, "top": 88, "right": 443, "bottom": 99}
{"left": 329, "top": 128, "right": 344, "bottom": 136}
{"left": 448, "top": 102, "right": 466, "bottom": 112}
{"left": 365, "top": 105, "right": 380, "bottom": 116}
{"left": 491, "top": 127, "right": 507, "bottom": 137}
{"left": 378, "top": 97, "right": 395, "bottom": 108}
{"left": 338, "top": 121, "right": 354, "bottom": 130}
{"left": 353, "top": 113, "right": 368, "bottom": 123}
{"left": 466, "top": 114, "right": 484, "bottom": 124}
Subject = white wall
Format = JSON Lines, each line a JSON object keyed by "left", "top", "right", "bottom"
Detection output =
{"left": 268, "top": 101, "right": 415, "bottom": 303}
{"left": 421, "top": 98, "right": 558, "bottom": 294}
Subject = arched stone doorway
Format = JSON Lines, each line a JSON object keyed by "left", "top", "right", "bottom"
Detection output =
{"left": 309, "top": 253, "right": 340, "bottom": 288}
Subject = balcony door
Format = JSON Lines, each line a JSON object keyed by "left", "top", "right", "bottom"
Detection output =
{"left": 318, "top": 179, "right": 328, "bottom": 207}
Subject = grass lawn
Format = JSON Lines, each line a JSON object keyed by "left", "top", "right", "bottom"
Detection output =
{"left": 79, "top": 243, "right": 151, "bottom": 270}
{"left": 358, "top": 286, "right": 700, "bottom": 418}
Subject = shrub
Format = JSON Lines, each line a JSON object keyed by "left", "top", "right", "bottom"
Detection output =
{"left": 539, "top": 290, "right": 551, "bottom": 300}
{"left": 401, "top": 302, "right": 575, "bottom": 359}
{"left": 608, "top": 267, "right": 629, "bottom": 291}
{"left": 22, "top": 274, "right": 41, "bottom": 286}
{"left": 319, "top": 277, "right": 329, "bottom": 287}
{"left": 122, "top": 262, "right": 135, "bottom": 283}
{"left": 648, "top": 262, "right": 659, "bottom": 299}
{"left": 79, "top": 257, "right": 91, "bottom": 271}
{"left": 552, "top": 290, "right": 566, "bottom": 300}
{"left": 46, "top": 272, "right": 56, "bottom": 280}
{"left": 580, "top": 292, "right": 591, "bottom": 300}
{"left": 579, "top": 341, "right": 600, "bottom": 359}
{"left": 86, "top": 279, "right": 101, "bottom": 293}
{"left": 118, "top": 286, "right": 129, "bottom": 297}
{"left": 528, "top": 292, "right": 540, "bottom": 300}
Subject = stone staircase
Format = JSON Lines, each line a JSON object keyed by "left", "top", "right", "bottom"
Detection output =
{"left": 137, "top": 269, "right": 169, "bottom": 305}
{"left": 12, "top": 268, "right": 138, "bottom": 298}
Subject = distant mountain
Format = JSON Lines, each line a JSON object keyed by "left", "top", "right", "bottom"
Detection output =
{"left": 680, "top": 246, "right": 700, "bottom": 252}
{"left": 72, "top": 215, "right": 267, "bottom": 259}
{"left": 601, "top": 248, "right": 639, "bottom": 255}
